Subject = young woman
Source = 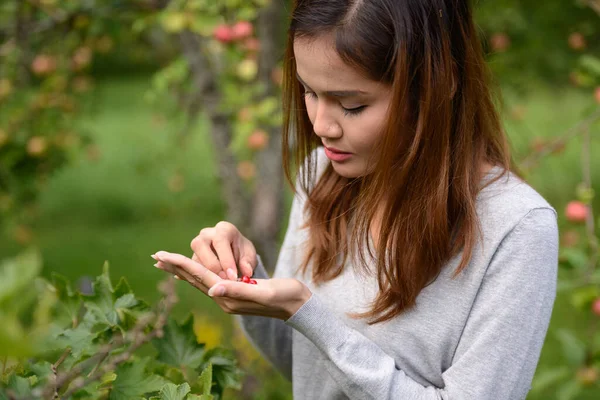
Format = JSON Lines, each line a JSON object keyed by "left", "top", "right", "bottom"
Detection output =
{"left": 152, "top": 0, "right": 558, "bottom": 398}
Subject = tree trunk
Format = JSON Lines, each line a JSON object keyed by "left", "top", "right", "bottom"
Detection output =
{"left": 249, "top": 0, "right": 286, "bottom": 271}
{"left": 178, "top": 31, "right": 250, "bottom": 232}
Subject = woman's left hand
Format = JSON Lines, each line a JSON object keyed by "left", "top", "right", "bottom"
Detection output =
{"left": 151, "top": 251, "right": 312, "bottom": 320}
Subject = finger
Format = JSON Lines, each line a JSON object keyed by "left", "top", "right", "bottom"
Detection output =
{"left": 154, "top": 251, "right": 222, "bottom": 288}
{"left": 193, "top": 253, "right": 227, "bottom": 279}
{"left": 207, "top": 280, "right": 265, "bottom": 302}
{"left": 191, "top": 241, "right": 223, "bottom": 276}
{"left": 239, "top": 239, "right": 258, "bottom": 277}
{"left": 211, "top": 238, "right": 238, "bottom": 281}
{"left": 155, "top": 260, "right": 209, "bottom": 293}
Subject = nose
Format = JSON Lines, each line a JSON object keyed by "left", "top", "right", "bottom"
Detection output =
{"left": 312, "top": 101, "right": 342, "bottom": 139}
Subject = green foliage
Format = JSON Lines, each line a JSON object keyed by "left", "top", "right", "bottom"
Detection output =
{"left": 0, "top": 251, "right": 243, "bottom": 399}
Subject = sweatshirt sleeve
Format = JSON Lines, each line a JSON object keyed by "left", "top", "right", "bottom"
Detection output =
{"left": 234, "top": 169, "right": 311, "bottom": 380}
{"left": 284, "top": 207, "right": 558, "bottom": 400}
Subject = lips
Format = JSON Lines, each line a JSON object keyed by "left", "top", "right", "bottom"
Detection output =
{"left": 324, "top": 146, "right": 353, "bottom": 162}
{"left": 324, "top": 146, "right": 351, "bottom": 154}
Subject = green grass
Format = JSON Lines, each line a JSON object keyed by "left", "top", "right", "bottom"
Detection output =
{"left": 0, "top": 77, "right": 599, "bottom": 398}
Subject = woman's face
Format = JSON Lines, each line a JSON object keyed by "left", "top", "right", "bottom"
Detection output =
{"left": 294, "top": 34, "right": 394, "bottom": 178}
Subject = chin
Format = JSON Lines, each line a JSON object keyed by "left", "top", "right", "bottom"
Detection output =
{"left": 331, "top": 164, "right": 362, "bottom": 179}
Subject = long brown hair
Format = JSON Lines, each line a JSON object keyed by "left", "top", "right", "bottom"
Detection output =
{"left": 281, "top": 0, "right": 516, "bottom": 324}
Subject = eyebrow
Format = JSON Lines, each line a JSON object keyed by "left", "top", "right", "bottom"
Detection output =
{"left": 296, "top": 72, "right": 367, "bottom": 98}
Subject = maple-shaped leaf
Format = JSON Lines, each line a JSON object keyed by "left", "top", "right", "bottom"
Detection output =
{"left": 109, "top": 358, "right": 167, "bottom": 400}
{"left": 199, "top": 349, "right": 243, "bottom": 395}
{"left": 152, "top": 316, "right": 206, "bottom": 370}
{"left": 51, "top": 272, "right": 82, "bottom": 323}
{"left": 197, "top": 363, "right": 212, "bottom": 396}
{"left": 83, "top": 263, "right": 148, "bottom": 330}
{"left": 154, "top": 382, "right": 191, "bottom": 400}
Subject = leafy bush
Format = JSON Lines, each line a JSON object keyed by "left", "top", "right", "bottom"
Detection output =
{"left": 0, "top": 250, "right": 243, "bottom": 399}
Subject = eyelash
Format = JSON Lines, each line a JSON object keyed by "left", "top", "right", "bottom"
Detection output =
{"left": 303, "top": 91, "right": 366, "bottom": 117}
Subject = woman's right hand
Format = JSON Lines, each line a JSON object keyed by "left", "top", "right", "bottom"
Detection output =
{"left": 190, "top": 221, "right": 257, "bottom": 281}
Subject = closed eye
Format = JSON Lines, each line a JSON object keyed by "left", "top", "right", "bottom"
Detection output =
{"left": 303, "top": 90, "right": 366, "bottom": 117}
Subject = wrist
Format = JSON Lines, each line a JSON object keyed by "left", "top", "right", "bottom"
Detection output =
{"left": 286, "top": 284, "right": 312, "bottom": 320}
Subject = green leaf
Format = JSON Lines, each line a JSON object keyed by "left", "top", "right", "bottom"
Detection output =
{"left": 570, "top": 285, "right": 600, "bottom": 310}
{"left": 110, "top": 359, "right": 168, "bottom": 400}
{"left": 198, "top": 364, "right": 212, "bottom": 395}
{"left": 55, "top": 322, "right": 101, "bottom": 359}
{"left": 187, "top": 395, "right": 213, "bottom": 400}
{"left": 51, "top": 272, "right": 81, "bottom": 319}
{"left": 157, "top": 383, "right": 191, "bottom": 400}
{"left": 531, "top": 366, "right": 570, "bottom": 392}
{"left": 556, "top": 379, "right": 583, "bottom": 400}
{"left": 152, "top": 316, "right": 206, "bottom": 369}
{"left": 190, "top": 15, "right": 222, "bottom": 36}
{"left": 201, "top": 348, "right": 243, "bottom": 394}
{"left": 559, "top": 248, "right": 588, "bottom": 270}
{"left": 83, "top": 263, "right": 144, "bottom": 330}
{"left": 555, "top": 329, "right": 586, "bottom": 366}
{"left": 6, "top": 375, "right": 33, "bottom": 397}
{"left": 580, "top": 55, "right": 600, "bottom": 77}
{"left": 0, "top": 313, "right": 33, "bottom": 357}
{"left": 0, "top": 249, "right": 42, "bottom": 306}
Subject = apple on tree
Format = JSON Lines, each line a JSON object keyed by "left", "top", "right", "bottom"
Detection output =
{"left": 214, "top": 24, "right": 234, "bottom": 43}
{"left": 247, "top": 129, "right": 269, "bottom": 151}
{"left": 231, "top": 21, "right": 254, "bottom": 41}
{"left": 565, "top": 201, "right": 588, "bottom": 223}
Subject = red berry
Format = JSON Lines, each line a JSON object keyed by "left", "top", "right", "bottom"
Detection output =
{"left": 249, "top": 279, "right": 257, "bottom": 284}
{"left": 242, "top": 275, "right": 250, "bottom": 283}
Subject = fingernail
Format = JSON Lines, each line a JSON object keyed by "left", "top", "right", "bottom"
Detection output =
{"left": 151, "top": 254, "right": 157, "bottom": 260}
{"left": 208, "top": 285, "right": 225, "bottom": 297}
{"left": 154, "top": 263, "right": 160, "bottom": 268}
{"left": 173, "top": 275, "right": 180, "bottom": 280}
{"left": 227, "top": 269, "right": 237, "bottom": 281}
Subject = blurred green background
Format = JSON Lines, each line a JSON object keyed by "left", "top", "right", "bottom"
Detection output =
{"left": 1, "top": 0, "right": 600, "bottom": 399}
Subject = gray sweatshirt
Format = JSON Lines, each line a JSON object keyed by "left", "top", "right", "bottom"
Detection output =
{"left": 238, "top": 147, "right": 558, "bottom": 400}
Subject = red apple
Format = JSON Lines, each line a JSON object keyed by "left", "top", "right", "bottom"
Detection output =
{"left": 576, "top": 366, "right": 598, "bottom": 386}
{"left": 243, "top": 37, "right": 261, "bottom": 53}
{"left": 237, "top": 107, "right": 253, "bottom": 122}
{"left": 565, "top": 201, "right": 588, "bottom": 223}
{"left": 568, "top": 32, "right": 586, "bottom": 51}
{"left": 72, "top": 47, "right": 93, "bottom": 71}
{"left": 247, "top": 130, "right": 269, "bottom": 150}
{"left": 592, "top": 298, "right": 600, "bottom": 316}
{"left": 214, "top": 24, "right": 234, "bottom": 43}
{"left": 26, "top": 136, "right": 48, "bottom": 156}
{"left": 231, "top": 21, "right": 254, "bottom": 41}
{"left": 237, "top": 161, "right": 256, "bottom": 180}
{"left": 490, "top": 33, "right": 510, "bottom": 52}
{"left": 31, "top": 55, "right": 57, "bottom": 76}
{"left": 560, "top": 230, "right": 580, "bottom": 248}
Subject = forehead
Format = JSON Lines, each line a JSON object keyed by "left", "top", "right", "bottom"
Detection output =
{"left": 293, "top": 35, "right": 374, "bottom": 90}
